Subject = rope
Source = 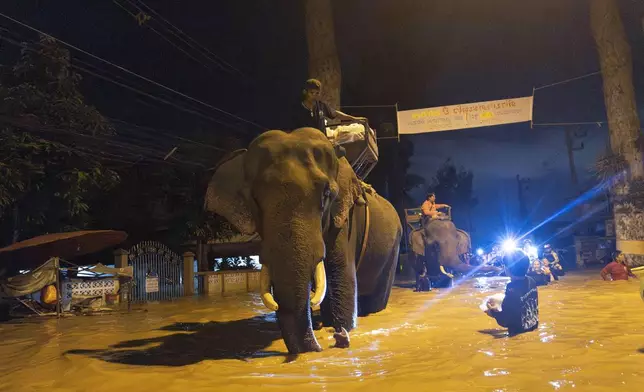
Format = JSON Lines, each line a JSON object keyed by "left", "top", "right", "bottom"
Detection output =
{"left": 532, "top": 121, "right": 605, "bottom": 127}
{"left": 534, "top": 71, "right": 602, "bottom": 91}
{"left": 342, "top": 104, "right": 398, "bottom": 109}
{"left": 356, "top": 204, "right": 370, "bottom": 272}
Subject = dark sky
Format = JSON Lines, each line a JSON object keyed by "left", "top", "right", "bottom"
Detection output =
{"left": 1, "top": 0, "right": 643, "bottom": 245}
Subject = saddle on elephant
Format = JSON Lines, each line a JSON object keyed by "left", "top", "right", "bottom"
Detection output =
{"left": 324, "top": 119, "right": 378, "bottom": 181}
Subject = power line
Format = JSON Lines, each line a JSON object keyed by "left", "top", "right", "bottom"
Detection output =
{"left": 0, "top": 35, "right": 232, "bottom": 166}
{"left": 534, "top": 71, "right": 602, "bottom": 91}
{"left": 0, "top": 33, "right": 246, "bottom": 134}
{"left": 68, "top": 53, "right": 239, "bottom": 130}
{"left": 0, "top": 116, "right": 208, "bottom": 168}
{"left": 111, "top": 0, "right": 218, "bottom": 72}
{"left": 109, "top": 118, "right": 227, "bottom": 152}
{"left": 0, "top": 11, "right": 267, "bottom": 131}
{"left": 130, "top": 0, "right": 245, "bottom": 76}
{"left": 71, "top": 59, "right": 244, "bottom": 132}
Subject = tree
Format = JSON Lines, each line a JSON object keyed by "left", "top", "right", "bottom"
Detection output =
{"left": 426, "top": 159, "right": 478, "bottom": 232}
{"left": 305, "top": 0, "right": 341, "bottom": 108}
{"left": 0, "top": 36, "right": 119, "bottom": 245}
{"left": 215, "top": 256, "right": 261, "bottom": 271}
{"left": 591, "top": 0, "right": 644, "bottom": 266}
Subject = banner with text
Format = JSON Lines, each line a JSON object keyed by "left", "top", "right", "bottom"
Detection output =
{"left": 397, "top": 96, "right": 534, "bottom": 134}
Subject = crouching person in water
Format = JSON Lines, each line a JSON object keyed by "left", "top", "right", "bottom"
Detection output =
{"left": 485, "top": 251, "right": 539, "bottom": 336}
{"left": 415, "top": 264, "right": 431, "bottom": 292}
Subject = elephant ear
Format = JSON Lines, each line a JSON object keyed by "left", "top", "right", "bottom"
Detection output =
{"left": 330, "top": 157, "right": 364, "bottom": 228}
{"left": 204, "top": 150, "right": 257, "bottom": 235}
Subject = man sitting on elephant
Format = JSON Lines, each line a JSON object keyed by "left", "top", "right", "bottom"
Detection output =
{"left": 293, "top": 79, "right": 366, "bottom": 133}
{"left": 421, "top": 193, "right": 450, "bottom": 221}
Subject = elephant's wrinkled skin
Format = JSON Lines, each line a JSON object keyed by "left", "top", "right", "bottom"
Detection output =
{"left": 205, "top": 128, "right": 402, "bottom": 354}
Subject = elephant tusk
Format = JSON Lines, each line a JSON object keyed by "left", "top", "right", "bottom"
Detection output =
{"left": 260, "top": 264, "right": 279, "bottom": 311}
{"left": 310, "top": 261, "right": 327, "bottom": 308}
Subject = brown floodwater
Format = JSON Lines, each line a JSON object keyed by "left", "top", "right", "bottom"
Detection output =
{"left": 1, "top": 269, "right": 644, "bottom": 392}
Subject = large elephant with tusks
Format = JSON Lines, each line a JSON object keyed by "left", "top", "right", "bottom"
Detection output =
{"left": 205, "top": 128, "right": 402, "bottom": 354}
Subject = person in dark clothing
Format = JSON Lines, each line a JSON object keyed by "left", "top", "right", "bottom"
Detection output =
{"left": 527, "top": 259, "right": 552, "bottom": 286}
{"left": 485, "top": 251, "right": 539, "bottom": 336}
{"left": 415, "top": 264, "right": 431, "bottom": 292}
{"left": 543, "top": 244, "right": 565, "bottom": 278}
{"left": 293, "top": 79, "right": 366, "bottom": 133}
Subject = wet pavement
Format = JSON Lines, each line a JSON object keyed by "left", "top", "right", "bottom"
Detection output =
{"left": 1, "top": 269, "right": 644, "bottom": 391}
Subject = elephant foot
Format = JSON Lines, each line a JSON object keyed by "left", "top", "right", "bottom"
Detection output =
{"left": 333, "top": 327, "right": 350, "bottom": 348}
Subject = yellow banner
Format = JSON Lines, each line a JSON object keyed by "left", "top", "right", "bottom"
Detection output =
{"left": 397, "top": 96, "right": 534, "bottom": 134}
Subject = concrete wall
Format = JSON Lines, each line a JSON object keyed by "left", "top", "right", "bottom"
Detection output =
{"left": 197, "top": 270, "right": 261, "bottom": 295}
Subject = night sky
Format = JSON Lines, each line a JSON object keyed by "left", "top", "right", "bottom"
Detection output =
{"left": 1, "top": 0, "right": 643, "bottom": 245}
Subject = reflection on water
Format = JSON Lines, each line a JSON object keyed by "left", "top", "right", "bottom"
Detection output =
{"left": 1, "top": 270, "right": 644, "bottom": 391}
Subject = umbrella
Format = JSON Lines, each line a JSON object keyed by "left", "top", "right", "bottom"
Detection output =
{"left": 0, "top": 230, "right": 128, "bottom": 268}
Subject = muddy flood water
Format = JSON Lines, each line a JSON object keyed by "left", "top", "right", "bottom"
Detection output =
{"left": 1, "top": 269, "right": 644, "bottom": 392}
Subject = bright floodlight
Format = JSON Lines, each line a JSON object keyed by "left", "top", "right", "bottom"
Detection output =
{"left": 476, "top": 248, "right": 484, "bottom": 256}
{"left": 502, "top": 238, "right": 517, "bottom": 253}
{"left": 526, "top": 245, "right": 538, "bottom": 259}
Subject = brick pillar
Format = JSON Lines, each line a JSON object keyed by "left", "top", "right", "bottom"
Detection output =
{"left": 113, "top": 249, "right": 129, "bottom": 303}
{"left": 183, "top": 252, "right": 195, "bottom": 296}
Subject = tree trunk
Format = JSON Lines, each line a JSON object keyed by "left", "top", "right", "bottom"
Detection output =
{"left": 591, "top": 0, "right": 644, "bottom": 266}
{"left": 305, "top": 0, "right": 342, "bottom": 109}
{"left": 12, "top": 204, "right": 19, "bottom": 244}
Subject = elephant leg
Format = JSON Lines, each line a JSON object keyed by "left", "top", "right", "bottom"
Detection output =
{"left": 322, "top": 224, "right": 358, "bottom": 332}
{"left": 358, "top": 234, "right": 400, "bottom": 315}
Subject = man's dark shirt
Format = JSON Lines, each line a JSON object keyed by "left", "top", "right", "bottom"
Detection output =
{"left": 491, "top": 276, "right": 539, "bottom": 335}
{"left": 293, "top": 100, "right": 336, "bottom": 132}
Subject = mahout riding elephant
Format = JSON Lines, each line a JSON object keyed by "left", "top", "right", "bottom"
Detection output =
{"left": 205, "top": 128, "right": 402, "bottom": 354}
{"left": 410, "top": 219, "right": 498, "bottom": 275}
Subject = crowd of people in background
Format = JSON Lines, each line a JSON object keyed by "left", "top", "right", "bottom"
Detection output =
{"left": 525, "top": 242, "right": 565, "bottom": 286}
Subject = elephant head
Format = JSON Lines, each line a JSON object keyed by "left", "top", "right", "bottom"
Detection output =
{"left": 423, "top": 220, "right": 499, "bottom": 274}
{"left": 204, "top": 128, "right": 363, "bottom": 354}
{"left": 423, "top": 220, "right": 461, "bottom": 268}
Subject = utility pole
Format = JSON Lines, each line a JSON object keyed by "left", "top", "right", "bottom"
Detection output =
{"left": 517, "top": 175, "right": 531, "bottom": 226}
{"left": 564, "top": 127, "right": 586, "bottom": 188}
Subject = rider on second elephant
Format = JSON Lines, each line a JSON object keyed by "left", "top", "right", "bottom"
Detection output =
{"left": 421, "top": 193, "right": 450, "bottom": 221}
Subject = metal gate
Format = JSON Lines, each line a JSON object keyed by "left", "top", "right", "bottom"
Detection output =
{"left": 128, "top": 241, "right": 183, "bottom": 302}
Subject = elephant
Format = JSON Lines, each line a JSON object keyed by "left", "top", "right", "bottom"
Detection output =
{"left": 204, "top": 127, "right": 402, "bottom": 354}
{"left": 410, "top": 219, "right": 498, "bottom": 277}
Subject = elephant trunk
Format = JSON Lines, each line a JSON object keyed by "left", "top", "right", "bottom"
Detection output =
{"left": 261, "top": 215, "right": 327, "bottom": 354}
{"left": 273, "top": 271, "right": 323, "bottom": 354}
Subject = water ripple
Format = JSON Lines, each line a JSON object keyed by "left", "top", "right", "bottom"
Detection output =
{"left": 0, "top": 271, "right": 642, "bottom": 391}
